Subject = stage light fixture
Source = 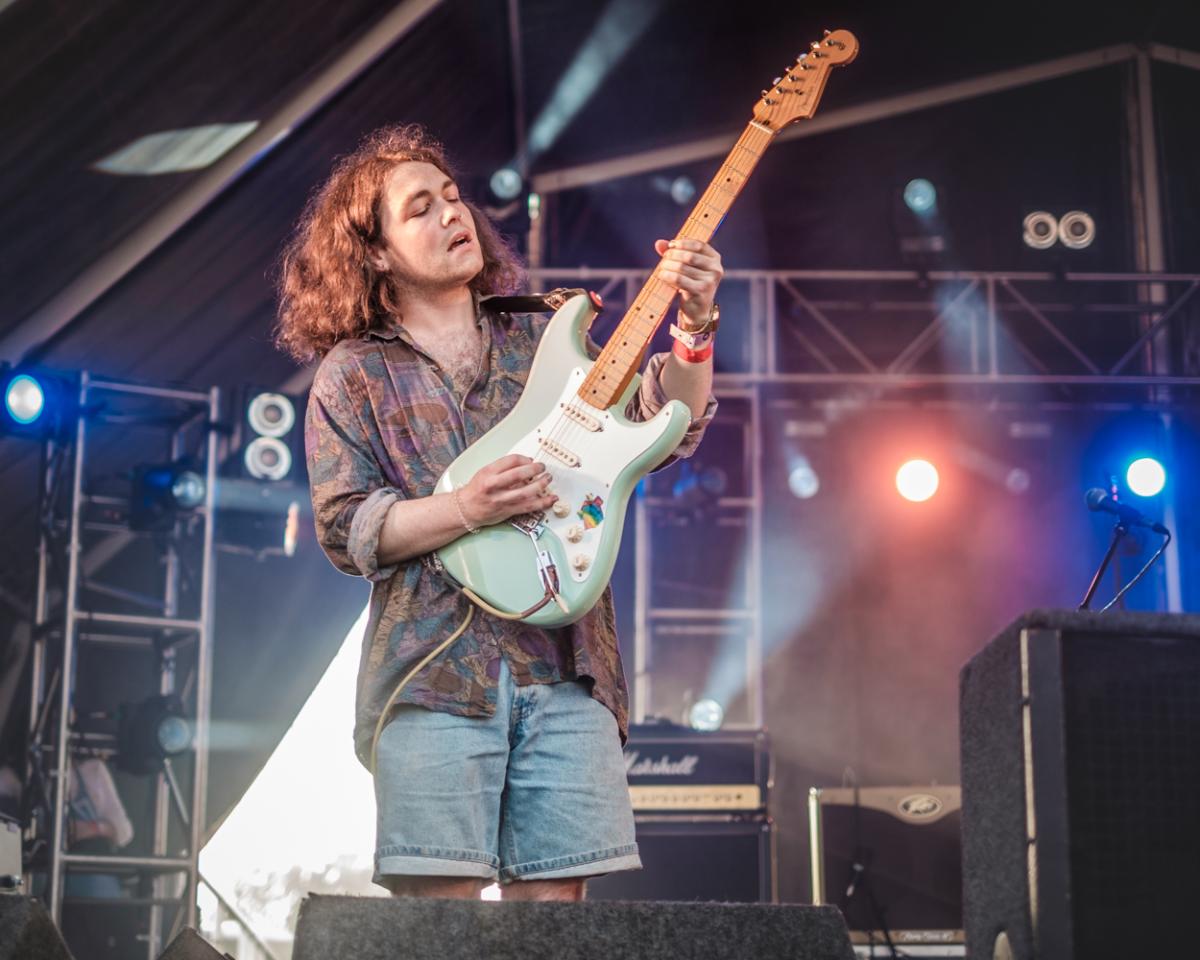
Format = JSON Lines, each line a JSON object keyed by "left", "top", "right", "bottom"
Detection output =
{"left": 131, "top": 462, "right": 207, "bottom": 531}
{"left": 671, "top": 461, "right": 727, "bottom": 511}
{"left": 896, "top": 459, "right": 939, "bottom": 503}
{"left": 788, "top": 459, "right": 820, "bottom": 499}
{"left": 4, "top": 372, "right": 45, "bottom": 425}
{"left": 243, "top": 436, "right": 292, "bottom": 482}
{"left": 688, "top": 698, "right": 725, "bottom": 732}
{"left": 669, "top": 176, "right": 696, "bottom": 206}
{"left": 233, "top": 387, "right": 302, "bottom": 484}
{"left": 116, "top": 694, "right": 192, "bottom": 775}
{"left": 1, "top": 366, "right": 79, "bottom": 439}
{"left": 1005, "top": 468, "right": 1031, "bottom": 495}
{"left": 1126, "top": 457, "right": 1165, "bottom": 497}
{"left": 489, "top": 167, "right": 523, "bottom": 202}
{"left": 903, "top": 178, "right": 937, "bottom": 216}
{"left": 1022, "top": 211, "right": 1058, "bottom": 249}
{"left": 1057, "top": 210, "right": 1095, "bottom": 249}
{"left": 246, "top": 392, "right": 295, "bottom": 438}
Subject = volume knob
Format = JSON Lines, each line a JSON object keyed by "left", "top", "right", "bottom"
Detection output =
{"left": 565, "top": 524, "right": 584, "bottom": 544}
{"left": 571, "top": 553, "right": 591, "bottom": 572}
{"left": 551, "top": 499, "right": 571, "bottom": 518}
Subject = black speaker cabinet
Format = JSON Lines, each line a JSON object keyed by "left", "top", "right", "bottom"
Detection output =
{"left": 294, "top": 896, "right": 855, "bottom": 960}
{"left": 587, "top": 815, "right": 775, "bottom": 902}
{"left": 960, "top": 610, "right": 1200, "bottom": 959}
{"left": 808, "top": 785, "right": 962, "bottom": 946}
{"left": 0, "top": 896, "right": 73, "bottom": 960}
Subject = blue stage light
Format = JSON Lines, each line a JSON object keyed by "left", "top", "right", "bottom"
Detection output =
{"left": 489, "top": 167, "right": 523, "bottom": 201}
{"left": 903, "top": 178, "right": 938, "bottom": 216}
{"left": 1126, "top": 457, "right": 1166, "bottom": 497}
{"left": 5, "top": 373, "right": 45, "bottom": 425}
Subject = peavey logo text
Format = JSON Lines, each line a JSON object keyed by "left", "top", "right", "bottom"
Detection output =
{"left": 624, "top": 751, "right": 699, "bottom": 777}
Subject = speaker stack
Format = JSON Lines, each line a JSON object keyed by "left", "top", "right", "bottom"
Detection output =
{"left": 960, "top": 609, "right": 1200, "bottom": 958}
{"left": 587, "top": 724, "right": 775, "bottom": 903}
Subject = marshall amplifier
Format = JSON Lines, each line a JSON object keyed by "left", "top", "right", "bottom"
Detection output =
{"left": 588, "top": 815, "right": 776, "bottom": 903}
{"left": 622, "top": 724, "right": 771, "bottom": 813}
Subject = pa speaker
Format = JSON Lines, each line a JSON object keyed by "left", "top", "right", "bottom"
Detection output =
{"left": 293, "top": 895, "right": 855, "bottom": 960}
{"left": 157, "top": 928, "right": 233, "bottom": 960}
{"left": 960, "top": 609, "right": 1200, "bottom": 959}
{"left": 0, "top": 896, "right": 73, "bottom": 960}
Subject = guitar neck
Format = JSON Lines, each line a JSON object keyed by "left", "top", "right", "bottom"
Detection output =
{"left": 577, "top": 121, "right": 776, "bottom": 410}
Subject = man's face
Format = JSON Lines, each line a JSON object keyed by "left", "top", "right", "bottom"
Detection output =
{"left": 373, "top": 160, "right": 483, "bottom": 292}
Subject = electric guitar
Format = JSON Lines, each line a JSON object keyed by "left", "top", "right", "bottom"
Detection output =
{"left": 434, "top": 29, "right": 859, "bottom": 626}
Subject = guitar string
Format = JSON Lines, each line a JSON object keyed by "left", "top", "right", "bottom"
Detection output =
{"left": 518, "top": 122, "right": 772, "bottom": 520}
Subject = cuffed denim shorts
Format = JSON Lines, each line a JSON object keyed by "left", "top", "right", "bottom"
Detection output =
{"left": 372, "top": 657, "right": 641, "bottom": 885}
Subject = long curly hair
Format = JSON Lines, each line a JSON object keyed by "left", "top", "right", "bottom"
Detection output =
{"left": 274, "top": 124, "right": 525, "bottom": 362}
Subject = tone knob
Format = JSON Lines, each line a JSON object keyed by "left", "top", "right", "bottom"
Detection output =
{"left": 565, "top": 524, "right": 584, "bottom": 543}
{"left": 571, "top": 553, "right": 591, "bottom": 572}
{"left": 551, "top": 499, "right": 571, "bottom": 518}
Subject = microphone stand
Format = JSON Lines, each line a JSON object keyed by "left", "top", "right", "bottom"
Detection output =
{"left": 1078, "top": 521, "right": 1128, "bottom": 611}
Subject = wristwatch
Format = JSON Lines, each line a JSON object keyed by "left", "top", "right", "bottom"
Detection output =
{"left": 670, "top": 302, "right": 720, "bottom": 349}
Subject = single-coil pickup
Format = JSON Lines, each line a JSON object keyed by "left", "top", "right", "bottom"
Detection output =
{"left": 538, "top": 437, "right": 580, "bottom": 467}
{"left": 559, "top": 403, "right": 602, "bottom": 432}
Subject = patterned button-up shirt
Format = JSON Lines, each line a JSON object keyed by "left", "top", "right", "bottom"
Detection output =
{"left": 305, "top": 292, "right": 717, "bottom": 769}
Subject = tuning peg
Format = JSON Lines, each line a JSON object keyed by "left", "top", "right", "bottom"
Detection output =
{"left": 787, "top": 73, "right": 800, "bottom": 82}
{"left": 810, "top": 41, "right": 821, "bottom": 50}
{"left": 823, "top": 29, "right": 831, "bottom": 37}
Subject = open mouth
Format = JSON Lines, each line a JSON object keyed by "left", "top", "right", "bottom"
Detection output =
{"left": 448, "top": 232, "right": 471, "bottom": 251}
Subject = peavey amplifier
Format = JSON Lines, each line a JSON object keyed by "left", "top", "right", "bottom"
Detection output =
{"left": 622, "top": 724, "right": 771, "bottom": 813}
{"left": 809, "top": 785, "right": 963, "bottom": 947}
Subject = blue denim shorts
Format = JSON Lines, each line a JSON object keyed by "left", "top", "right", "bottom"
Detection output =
{"left": 372, "top": 657, "right": 641, "bottom": 885}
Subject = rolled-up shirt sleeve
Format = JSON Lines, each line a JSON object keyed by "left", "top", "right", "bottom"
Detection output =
{"left": 305, "top": 364, "right": 403, "bottom": 582}
{"left": 578, "top": 326, "right": 717, "bottom": 467}
{"left": 625, "top": 351, "right": 718, "bottom": 460}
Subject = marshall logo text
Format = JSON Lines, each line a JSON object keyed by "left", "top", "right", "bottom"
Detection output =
{"left": 624, "top": 750, "right": 700, "bottom": 777}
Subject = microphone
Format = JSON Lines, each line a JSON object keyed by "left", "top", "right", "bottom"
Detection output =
{"left": 1085, "top": 488, "right": 1169, "bottom": 535}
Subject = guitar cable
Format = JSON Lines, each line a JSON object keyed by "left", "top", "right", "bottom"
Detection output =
{"left": 367, "top": 578, "right": 564, "bottom": 773}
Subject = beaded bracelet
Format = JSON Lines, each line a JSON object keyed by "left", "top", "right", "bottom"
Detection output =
{"left": 451, "top": 487, "right": 480, "bottom": 534}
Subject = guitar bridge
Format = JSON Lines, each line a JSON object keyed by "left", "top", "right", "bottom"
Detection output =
{"left": 509, "top": 512, "right": 547, "bottom": 536}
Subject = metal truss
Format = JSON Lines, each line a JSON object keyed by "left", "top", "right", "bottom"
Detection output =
{"left": 529, "top": 267, "right": 1200, "bottom": 395}
{"left": 632, "top": 388, "right": 764, "bottom": 730}
{"left": 25, "top": 374, "right": 219, "bottom": 957}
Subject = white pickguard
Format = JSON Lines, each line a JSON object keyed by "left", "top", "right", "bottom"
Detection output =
{"left": 509, "top": 366, "right": 666, "bottom": 582}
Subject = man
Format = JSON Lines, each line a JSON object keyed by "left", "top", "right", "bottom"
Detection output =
{"left": 276, "top": 124, "right": 720, "bottom": 902}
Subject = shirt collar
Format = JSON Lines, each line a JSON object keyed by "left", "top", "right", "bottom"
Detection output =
{"left": 362, "top": 289, "right": 489, "bottom": 344}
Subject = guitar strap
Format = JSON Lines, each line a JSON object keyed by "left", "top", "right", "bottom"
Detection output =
{"left": 480, "top": 287, "right": 601, "bottom": 316}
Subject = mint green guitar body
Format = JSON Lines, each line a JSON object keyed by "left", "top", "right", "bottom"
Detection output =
{"left": 434, "top": 294, "right": 690, "bottom": 627}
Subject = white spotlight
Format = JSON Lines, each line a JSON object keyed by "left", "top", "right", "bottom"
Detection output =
{"left": 244, "top": 436, "right": 292, "bottom": 482}
{"left": 669, "top": 176, "right": 696, "bottom": 206}
{"left": 788, "top": 460, "right": 820, "bottom": 499}
{"left": 489, "top": 167, "right": 523, "bottom": 201}
{"left": 1057, "top": 210, "right": 1095, "bottom": 250}
{"left": 247, "top": 393, "right": 295, "bottom": 438}
{"left": 688, "top": 698, "right": 724, "bottom": 732}
{"left": 1022, "top": 211, "right": 1058, "bottom": 249}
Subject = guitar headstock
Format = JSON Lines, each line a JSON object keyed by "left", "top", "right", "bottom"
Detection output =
{"left": 752, "top": 29, "right": 858, "bottom": 130}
